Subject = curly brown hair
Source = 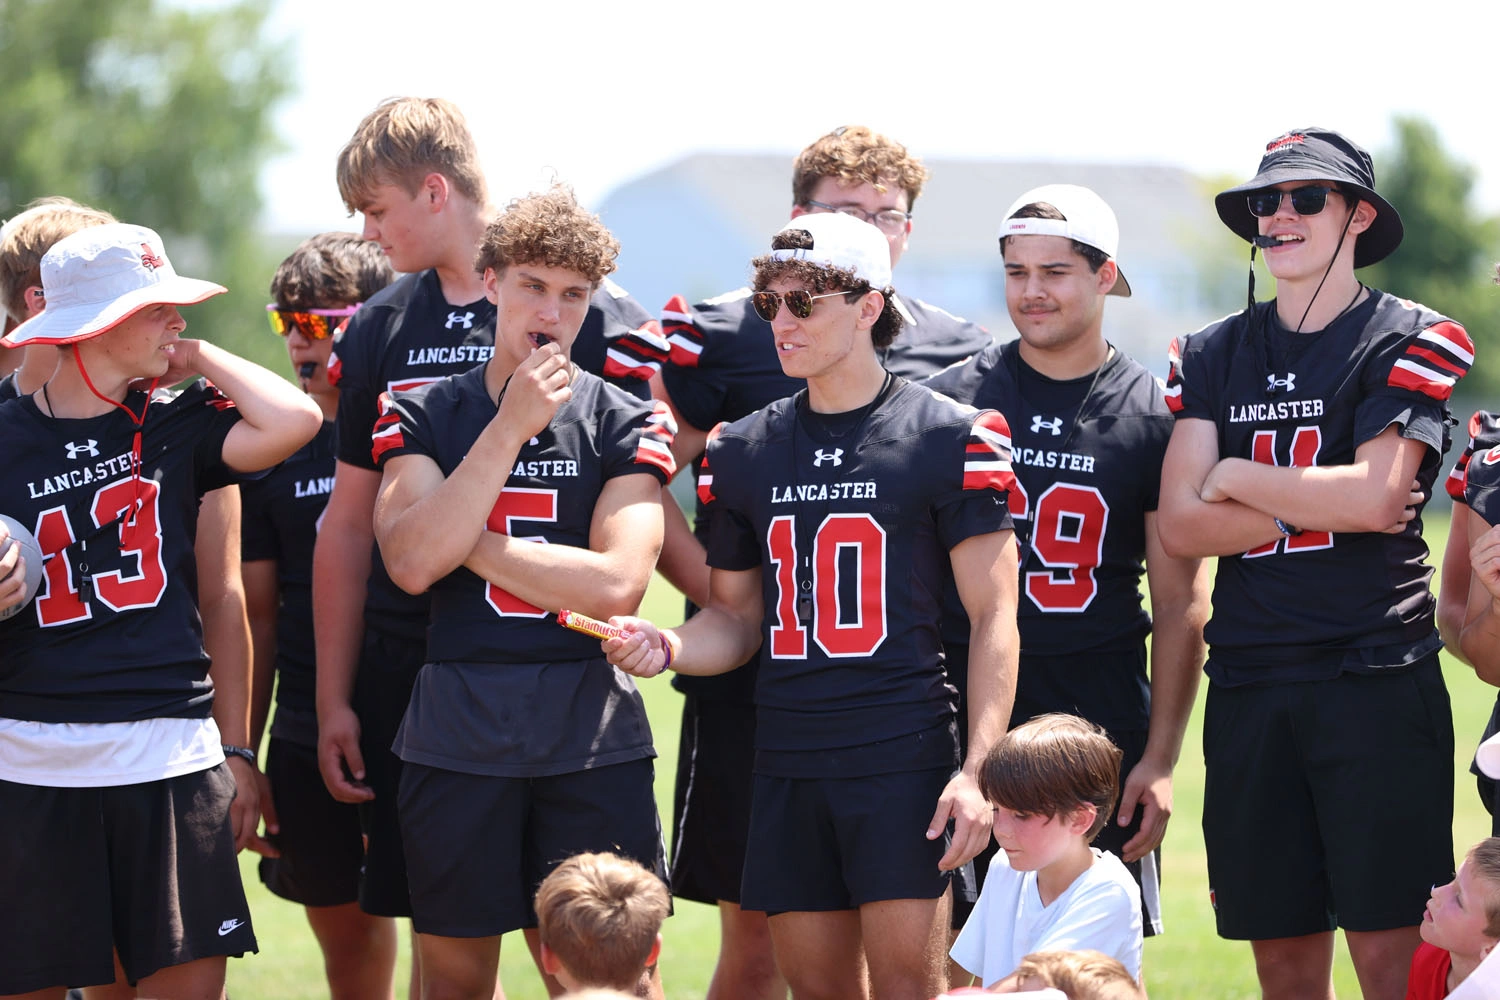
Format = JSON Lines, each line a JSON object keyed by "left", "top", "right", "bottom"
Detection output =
{"left": 474, "top": 185, "right": 619, "bottom": 285}
{"left": 270, "top": 232, "right": 395, "bottom": 310}
{"left": 336, "top": 97, "right": 487, "bottom": 213}
{"left": 750, "top": 227, "right": 904, "bottom": 349}
{"left": 792, "top": 126, "right": 930, "bottom": 210}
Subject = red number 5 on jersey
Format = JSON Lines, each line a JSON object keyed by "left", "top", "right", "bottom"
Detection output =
{"left": 484, "top": 487, "right": 557, "bottom": 617}
{"left": 34, "top": 479, "right": 168, "bottom": 627}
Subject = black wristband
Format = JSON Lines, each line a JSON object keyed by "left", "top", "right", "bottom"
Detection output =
{"left": 221, "top": 744, "right": 257, "bottom": 765}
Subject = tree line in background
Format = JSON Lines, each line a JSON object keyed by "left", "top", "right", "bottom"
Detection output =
{"left": 3, "top": 1, "right": 1498, "bottom": 396}
{"left": 0, "top": 0, "right": 289, "bottom": 371}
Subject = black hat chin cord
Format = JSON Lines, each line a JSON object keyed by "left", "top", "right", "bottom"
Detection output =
{"left": 1293, "top": 204, "right": 1358, "bottom": 334}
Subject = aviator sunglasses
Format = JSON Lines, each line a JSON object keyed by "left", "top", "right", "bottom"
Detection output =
{"left": 265, "top": 303, "right": 362, "bottom": 340}
{"left": 751, "top": 290, "right": 851, "bottom": 322}
{"left": 1246, "top": 185, "right": 1346, "bottom": 219}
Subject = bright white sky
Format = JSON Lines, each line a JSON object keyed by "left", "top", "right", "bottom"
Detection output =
{"left": 260, "top": 0, "right": 1500, "bottom": 234}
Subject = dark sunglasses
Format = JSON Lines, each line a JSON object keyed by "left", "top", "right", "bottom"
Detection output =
{"left": 265, "top": 303, "right": 362, "bottom": 340}
{"left": 1246, "top": 185, "right": 1345, "bottom": 219}
{"left": 751, "top": 290, "right": 850, "bottom": 322}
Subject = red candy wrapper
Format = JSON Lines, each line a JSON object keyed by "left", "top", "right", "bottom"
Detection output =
{"left": 557, "top": 608, "right": 629, "bottom": 641}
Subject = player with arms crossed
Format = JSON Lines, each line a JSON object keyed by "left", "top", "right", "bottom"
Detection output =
{"left": 924, "top": 185, "right": 1208, "bottom": 939}
{"left": 1159, "top": 128, "right": 1470, "bottom": 1000}
{"left": 649, "top": 124, "right": 994, "bottom": 999}
{"left": 0, "top": 223, "right": 321, "bottom": 998}
{"left": 607, "top": 212, "right": 1019, "bottom": 1000}
{"left": 372, "top": 186, "right": 675, "bottom": 1000}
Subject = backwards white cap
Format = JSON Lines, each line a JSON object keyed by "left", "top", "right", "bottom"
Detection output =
{"left": 997, "top": 184, "right": 1131, "bottom": 298}
{"left": 770, "top": 212, "right": 892, "bottom": 290}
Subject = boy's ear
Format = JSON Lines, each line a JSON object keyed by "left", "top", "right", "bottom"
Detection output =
{"left": 422, "top": 172, "right": 451, "bottom": 212}
{"left": 24, "top": 285, "right": 44, "bottom": 319}
{"left": 645, "top": 932, "right": 662, "bottom": 969}
{"left": 538, "top": 940, "right": 562, "bottom": 976}
{"left": 1067, "top": 803, "right": 1097, "bottom": 837}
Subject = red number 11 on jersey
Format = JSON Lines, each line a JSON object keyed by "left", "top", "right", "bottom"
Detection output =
{"left": 1244, "top": 425, "right": 1334, "bottom": 557}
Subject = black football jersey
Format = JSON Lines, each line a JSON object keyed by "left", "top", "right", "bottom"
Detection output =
{"left": 0, "top": 382, "right": 244, "bottom": 723}
{"left": 373, "top": 364, "right": 675, "bottom": 663}
{"left": 699, "top": 377, "right": 1014, "bottom": 772}
{"left": 327, "top": 268, "right": 655, "bottom": 640}
{"left": 1164, "top": 291, "right": 1472, "bottom": 684}
{"left": 239, "top": 420, "right": 335, "bottom": 749}
{"left": 1454, "top": 411, "right": 1500, "bottom": 524}
{"left": 660, "top": 287, "right": 994, "bottom": 701}
{"left": 371, "top": 364, "right": 674, "bottom": 776}
{"left": 925, "top": 342, "right": 1169, "bottom": 729}
{"left": 0, "top": 371, "right": 17, "bottom": 402}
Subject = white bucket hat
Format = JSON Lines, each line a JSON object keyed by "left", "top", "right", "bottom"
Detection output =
{"left": 2, "top": 222, "right": 225, "bottom": 348}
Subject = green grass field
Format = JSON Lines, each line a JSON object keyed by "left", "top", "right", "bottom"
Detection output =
{"left": 226, "top": 512, "right": 1495, "bottom": 999}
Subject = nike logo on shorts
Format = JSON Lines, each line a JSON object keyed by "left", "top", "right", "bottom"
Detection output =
{"left": 218, "top": 918, "right": 244, "bottom": 936}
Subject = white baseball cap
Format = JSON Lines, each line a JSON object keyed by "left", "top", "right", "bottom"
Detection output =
{"left": 770, "top": 212, "right": 893, "bottom": 290}
{"left": 2, "top": 222, "right": 225, "bottom": 348}
{"left": 997, "top": 184, "right": 1131, "bottom": 297}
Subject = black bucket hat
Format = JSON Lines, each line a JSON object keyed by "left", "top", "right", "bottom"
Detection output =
{"left": 1215, "top": 127, "right": 1403, "bottom": 268}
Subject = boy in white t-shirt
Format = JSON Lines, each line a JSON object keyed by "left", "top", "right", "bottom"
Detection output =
{"left": 951, "top": 714, "right": 1144, "bottom": 986}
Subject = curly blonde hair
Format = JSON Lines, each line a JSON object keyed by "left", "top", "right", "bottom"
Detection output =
{"left": 792, "top": 126, "right": 930, "bottom": 210}
{"left": 336, "top": 97, "right": 487, "bottom": 213}
{"left": 474, "top": 185, "right": 619, "bottom": 285}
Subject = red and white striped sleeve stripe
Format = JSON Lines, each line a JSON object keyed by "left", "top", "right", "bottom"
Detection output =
{"left": 1388, "top": 321, "right": 1473, "bottom": 401}
{"left": 661, "top": 294, "right": 705, "bottom": 369}
{"left": 1163, "top": 337, "right": 1185, "bottom": 414}
{"left": 696, "top": 422, "right": 727, "bottom": 505}
{"left": 603, "top": 319, "right": 670, "bottom": 382}
{"left": 632, "top": 401, "right": 678, "bottom": 479}
{"left": 962, "top": 409, "right": 1016, "bottom": 494}
{"left": 370, "top": 392, "right": 405, "bottom": 464}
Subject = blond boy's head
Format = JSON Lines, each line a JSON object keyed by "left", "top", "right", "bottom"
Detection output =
{"left": 993, "top": 950, "right": 1144, "bottom": 999}
{"left": 335, "top": 97, "right": 486, "bottom": 215}
{"left": 535, "top": 852, "right": 669, "bottom": 992}
{"left": 0, "top": 197, "right": 116, "bottom": 323}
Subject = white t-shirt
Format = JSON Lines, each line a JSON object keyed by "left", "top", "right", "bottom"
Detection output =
{"left": 950, "top": 848, "right": 1143, "bottom": 987}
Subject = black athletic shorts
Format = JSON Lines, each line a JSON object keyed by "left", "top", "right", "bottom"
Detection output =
{"left": 1202, "top": 657, "right": 1454, "bottom": 940}
{"left": 259, "top": 737, "right": 364, "bottom": 908}
{"left": 398, "top": 757, "right": 667, "bottom": 937}
{"left": 951, "top": 727, "right": 1163, "bottom": 938}
{"left": 740, "top": 765, "right": 972, "bottom": 914}
{"left": 351, "top": 627, "right": 425, "bottom": 917}
{"left": 0, "top": 764, "right": 257, "bottom": 994}
{"left": 670, "top": 693, "right": 756, "bottom": 905}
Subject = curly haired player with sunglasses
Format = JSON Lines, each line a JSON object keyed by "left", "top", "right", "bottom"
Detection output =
{"left": 1159, "top": 128, "right": 1474, "bottom": 1000}
{"left": 644, "top": 125, "right": 994, "bottom": 1000}
{"left": 606, "top": 212, "right": 1020, "bottom": 1000}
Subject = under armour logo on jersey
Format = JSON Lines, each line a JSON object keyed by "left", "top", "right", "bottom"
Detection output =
{"left": 445, "top": 311, "right": 475, "bottom": 329}
{"left": 1030, "top": 415, "right": 1063, "bottom": 436}
{"left": 65, "top": 439, "right": 100, "bottom": 459}
{"left": 813, "top": 448, "right": 844, "bottom": 467}
{"left": 1266, "top": 372, "right": 1296, "bottom": 394}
